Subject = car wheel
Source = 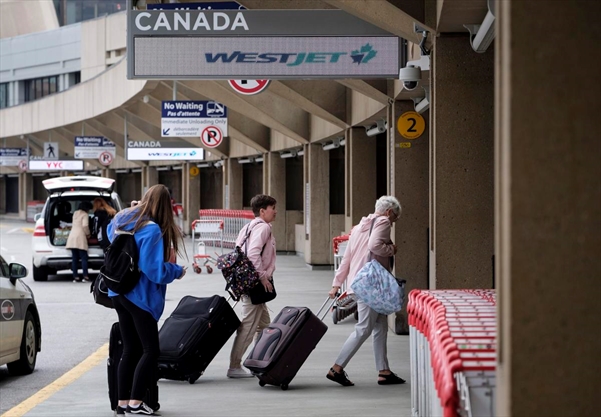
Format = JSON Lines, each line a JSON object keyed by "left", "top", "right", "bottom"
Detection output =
{"left": 32, "top": 264, "right": 49, "bottom": 281}
{"left": 7, "top": 311, "right": 38, "bottom": 375}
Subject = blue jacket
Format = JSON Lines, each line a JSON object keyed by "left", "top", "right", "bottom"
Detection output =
{"left": 107, "top": 208, "right": 183, "bottom": 321}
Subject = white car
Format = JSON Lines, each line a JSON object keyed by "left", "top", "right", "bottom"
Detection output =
{"left": 32, "top": 176, "right": 124, "bottom": 281}
{"left": 0, "top": 256, "right": 42, "bottom": 375}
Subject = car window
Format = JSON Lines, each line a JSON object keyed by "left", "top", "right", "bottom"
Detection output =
{"left": 0, "top": 257, "right": 9, "bottom": 277}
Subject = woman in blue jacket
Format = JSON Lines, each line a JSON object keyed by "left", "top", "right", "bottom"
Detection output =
{"left": 108, "top": 184, "right": 186, "bottom": 416}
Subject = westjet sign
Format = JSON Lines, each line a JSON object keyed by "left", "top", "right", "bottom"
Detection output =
{"left": 128, "top": 9, "right": 399, "bottom": 79}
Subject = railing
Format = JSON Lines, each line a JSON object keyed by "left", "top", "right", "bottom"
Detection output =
{"left": 408, "top": 289, "right": 496, "bottom": 417}
{"left": 197, "top": 209, "right": 254, "bottom": 249}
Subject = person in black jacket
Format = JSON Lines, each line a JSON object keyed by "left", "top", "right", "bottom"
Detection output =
{"left": 92, "top": 197, "right": 117, "bottom": 251}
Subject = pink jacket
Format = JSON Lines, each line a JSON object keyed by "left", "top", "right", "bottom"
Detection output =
{"left": 332, "top": 214, "right": 395, "bottom": 294}
{"left": 235, "top": 218, "right": 276, "bottom": 280}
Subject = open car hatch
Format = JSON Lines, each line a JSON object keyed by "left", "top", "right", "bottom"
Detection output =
{"left": 42, "top": 176, "right": 115, "bottom": 194}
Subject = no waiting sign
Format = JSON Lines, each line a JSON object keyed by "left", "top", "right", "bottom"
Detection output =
{"left": 201, "top": 126, "right": 223, "bottom": 148}
{"left": 228, "top": 79, "right": 270, "bottom": 95}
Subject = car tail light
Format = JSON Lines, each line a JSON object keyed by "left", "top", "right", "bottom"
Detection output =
{"left": 33, "top": 225, "right": 46, "bottom": 237}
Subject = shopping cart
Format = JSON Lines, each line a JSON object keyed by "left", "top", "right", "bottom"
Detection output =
{"left": 330, "top": 233, "right": 358, "bottom": 324}
{"left": 191, "top": 219, "right": 224, "bottom": 274}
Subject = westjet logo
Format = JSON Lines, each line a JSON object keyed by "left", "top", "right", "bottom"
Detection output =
{"left": 205, "top": 44, "right": 377, "bottom": 66}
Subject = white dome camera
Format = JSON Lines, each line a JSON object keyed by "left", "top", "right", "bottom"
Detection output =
{"left": 399, "top": 65, "right": 422, "bottom": 91}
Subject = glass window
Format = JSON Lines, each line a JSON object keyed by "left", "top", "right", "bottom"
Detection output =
{"left": 42, "top": 78, "right": 50, "bottom": 96}
{"left": 0, "top": 256, "right": 8, "bottom": 277}
{"left": 49, "top": 76, "right": 57, "bottom": 94}
{"left": 35, "top": 79, "right": 42, "bottom": 99}
{"left": 0, "top": 83, "right": 8, "bottom": 109}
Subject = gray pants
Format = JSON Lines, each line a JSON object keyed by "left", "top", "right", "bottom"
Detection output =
{"left": 334, "top": 300, "right": 390, "bottom": 371}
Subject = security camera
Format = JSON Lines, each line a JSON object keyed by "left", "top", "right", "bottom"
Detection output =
{"left": 399, "top": 65, "right": 421, "bottom": 91}
{"left": 366, "top": 120, "right": 387, "bottom": 137}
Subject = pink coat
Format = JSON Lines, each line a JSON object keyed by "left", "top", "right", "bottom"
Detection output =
{"left": 235, "top": 218, "right": 276, "bottom": 280}
{"left": 332, "top": 214, "right": 395, "bottom": 294}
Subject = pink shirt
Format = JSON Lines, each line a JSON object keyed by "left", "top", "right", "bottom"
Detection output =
{"left": 235, "top": 218, "right": 276, "bottom": 280}
{"left": 332, "top": 214, "right": 395, "bottom": 294}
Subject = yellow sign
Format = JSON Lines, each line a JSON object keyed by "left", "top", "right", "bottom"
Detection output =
{"left": 189, "top": 166, "right": 199, "bottom": 177}
{"left": 397, "top": 111, "right": 425, "bottom": 139}
{"left": 396, "top": 142, "right": 412, "bottom": 148}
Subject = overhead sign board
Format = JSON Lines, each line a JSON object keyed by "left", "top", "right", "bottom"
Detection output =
{"left": 44, "top": 142, "right": 59, "bottom": 159}
{"left": 127, "top": 10, "right": 399, "bottom": 79}
{"left": 0, "top": 148, "right": 29, "bottom": 167}
{"left": 147, "top": 2, "right": 244, "bottom": 10}
{"left": 126, "top": 139, "right": 205, "bottom": 161}
{"left": 29, "top": 160, "right": 84, "bottom": 171}
{"left": 161, "top": 100, "right": 228, "bottom": 137}
{"left": 74, "top": 136, "right": 117, "bottom": 159}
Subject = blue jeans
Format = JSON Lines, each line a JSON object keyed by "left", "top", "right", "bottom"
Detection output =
{"left": 71, "top": 249, "right": 89, "bottom": 278}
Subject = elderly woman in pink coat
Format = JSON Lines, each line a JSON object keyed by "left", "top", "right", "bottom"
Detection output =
{"left": 66, "top": 201, "right": 93, "bottom": 283}
{"left": 326, "top": 195, "right": 405, "bottom": 387}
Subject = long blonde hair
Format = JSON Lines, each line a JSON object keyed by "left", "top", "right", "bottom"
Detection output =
{"left": 93, "top": 197, "right": 117, "bottom": 218}
{"left": 123, "top": 184, "right": 184, "bottom": 261}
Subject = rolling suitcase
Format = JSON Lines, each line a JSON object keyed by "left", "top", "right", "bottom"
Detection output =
{"left": 243, "top": 302, "right": 333, "bottom": 390}
{"left": 107, "top": 322, "right": 159, "bottom": 412}
{"left": 157, "top": 294, "right": 240, "bottom": 384}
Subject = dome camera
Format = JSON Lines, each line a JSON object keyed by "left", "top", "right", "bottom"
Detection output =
{"left": 399, "top": 65, "right": 422, "bottom": 91}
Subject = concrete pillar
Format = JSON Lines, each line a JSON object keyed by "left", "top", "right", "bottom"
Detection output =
{"left": 102, "top": 168, "right": 117, "bottom": 181}
{"left": 388, "top": 100, "right": 430, "bottom": 334}
{"left": 496, "top": 2, "right": 600, "bottom": 416}
{"left": 142, "top": 166, "right": 158, "bottom": 196}
{"left": 264, "top": 152, "right": 287, "bottom": 251}
{"left": 18, "top": 172, "right": 33, "bottom": 220}
{"left": 184, "top": 163, "right": 201, "bottom": 232}
{"left": 346, "top": 127, "right": 377, "bottom": 231}
{"left": 430, "top": 35, "right": 494, "bottom": 289}
{"left": 224, "top": 159, "right": 242, "bottom": 209}
{"left": 304, "top": 143, "right": 330, "bottom": 266}
{"left": 0, "top": 176, "right": 6, "bottom": 214}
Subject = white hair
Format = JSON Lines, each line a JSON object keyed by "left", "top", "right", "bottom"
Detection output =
{"left": 375, "top": 195, "right": 401, "bottom": 216}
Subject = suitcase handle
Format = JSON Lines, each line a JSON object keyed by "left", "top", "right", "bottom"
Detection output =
{"left": 316, "top": 292, "right": 340, "bottom": 321}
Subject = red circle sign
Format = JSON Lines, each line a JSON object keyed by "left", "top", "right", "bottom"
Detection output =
{"left": 18, "top": 160, "right": 28, "bottom": 172}
{"left": 99, "top": 151, "right": 114, "bottom": 166}
{"left": 228, "top": 80, "right": 271, "bottom": 95}
{"left": 201, "top": 126, "right": 223, "bottom": 148}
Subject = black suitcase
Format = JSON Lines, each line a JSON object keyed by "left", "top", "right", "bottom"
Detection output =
{"left": 157, "top": 295, "right": 241, "bottom": 384}
{"left": 108, "top": 322, "right": 159, "bottom": 412}
{"left": 243, "top": 306, "right": 329, "bottom": 390}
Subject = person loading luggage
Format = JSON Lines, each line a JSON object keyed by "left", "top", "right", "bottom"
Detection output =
{"left": 108, "top": 185, "right": 186, "bottom": 415}
{"left": 227, "top": 194, "right": 277, "bottom": 378}
{"left": 326, "top": 196, "right": 406, "bottom": 387}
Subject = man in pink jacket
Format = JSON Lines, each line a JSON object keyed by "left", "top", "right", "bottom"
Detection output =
{"left": 327, "top": 195, "right": 406, "bottom": 386}
{"left": 227, "top": 194, "right": 277, "bottom": 378}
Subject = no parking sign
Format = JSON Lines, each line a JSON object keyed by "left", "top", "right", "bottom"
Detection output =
{"left": 228, "top": 80, "right": 271, "bottom": 95}
{"left": 201, "top": 126, "right": 223, "bottom": 148}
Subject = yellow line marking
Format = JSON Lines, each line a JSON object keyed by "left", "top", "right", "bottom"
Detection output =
{"left": 1, "top": 343, "right": 108, "bottom": 417}
{"left": 22, "top": 228, "right": 34, "bottom": 234}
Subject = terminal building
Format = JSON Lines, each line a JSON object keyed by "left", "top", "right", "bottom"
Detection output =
{"left": 0, "top": 1, "right": 598, "bottom": 415}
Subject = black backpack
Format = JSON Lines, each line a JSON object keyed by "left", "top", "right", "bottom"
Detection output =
{"left": 99, "top": 229, "right": 141, "bottom": 294}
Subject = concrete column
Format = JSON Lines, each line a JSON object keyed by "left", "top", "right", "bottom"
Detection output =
{"left": 388, "top": 100, "right": 430, "bottom": 334}
{"left": 0, "top": 176, "right": 6, "bottom": 214}
{"left": 346, "top": 127, "right": 377, "bottom": 231}
{"left": 264, "top": 152, "right": 287, "bottom": 251}
{"left": 431, "top": 35, "right": 494, "bottom": 289}
{"left": 184, "top": 163, "right": 201, "bottom": 232}
{"left": 102, "top": 168, "right": 117, "bottom": 181}
{"left": 18, "top": 172, "right": 33, "bottom": 220}
{"left": 496, "top": 2, "right": 600, "bottom": 416}
{"left": 224, "top": 159, "right": 242, "bottom": 209}
{"left": 142, "top": 166, "right": 158, "bottom": 196}
{"left": 304, "top": 143, "right": 330, "bottom": 266}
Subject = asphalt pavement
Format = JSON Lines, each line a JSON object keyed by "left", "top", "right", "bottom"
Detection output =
{"left": 1, "top": 216, "right": 411, "bottom": 417}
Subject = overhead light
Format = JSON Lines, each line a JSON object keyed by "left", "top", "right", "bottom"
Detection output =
{"left": 323, "top": 137, "right": 344, "bottom": 151}
{"left": 172, "top": 165, "right": 183, "bottom": 170}
{"left": 280, "top": 150, "right": 297, "bottom": 159}
{"left": 131, "top": 168, "right": 142, "bottom": 173}
{"left": 197, "top": 162, "right": 213, "bottom": 168}
{"left": 340, "top": 138, "right": 346, "bottom": 147}
{"left": 464, "top": 0, "right": 495, "bottom": 53}
{"left": 412, "top": 85, "right": 430, "bottom": 114}
{"left": 115, "top": 169, "right": 129, "bottom": 174}
{"left": 297, "top": 150, "right": 304, "bottom": 156}
{"left": 31, "top": 173, "right": 47, "bottom": 177}
{"left": 156, "top": 166, "right": 170, "bottom": 171}
{"left": 255, "top": 157, "right": 264, "bottom": 163}
{"left": 238, "top": 157, "right": 254, "bottom": 164}
{"left": 366, "top": 120, "right": 387, "bottom": 137}
{"left": 142, "top": 95, "right": 150, "bottom": 103}
{"left": 214, "top": 161, "right": 224, "bottom": 168}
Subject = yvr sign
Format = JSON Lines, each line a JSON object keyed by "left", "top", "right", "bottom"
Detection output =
{"left": 127, "top": 8, "right": 400, "bottom": 79}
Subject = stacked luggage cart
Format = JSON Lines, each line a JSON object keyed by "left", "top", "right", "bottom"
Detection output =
{"left": 330, "top": 233, "right": 358, "bottom": 324}
{"left": 408, "top": 289, "right": 496, "bottom": 417}
{"left": 197, "top": 209, "right": 254, "bottom": 249}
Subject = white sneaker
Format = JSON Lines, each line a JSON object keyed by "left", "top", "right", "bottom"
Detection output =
{"left": 227, "top": 367, "right": 254, "bottom": 378}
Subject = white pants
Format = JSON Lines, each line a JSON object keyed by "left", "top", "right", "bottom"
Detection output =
{"left": 334, "top": 300, "right": 390, "bottom": 371}
{"left": 229, "top": 296, "right": 271, "bottom": 369}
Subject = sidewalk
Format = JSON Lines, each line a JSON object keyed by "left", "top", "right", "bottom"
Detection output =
{"left": 21, "top": 248, "right": 412, "bottom": 417}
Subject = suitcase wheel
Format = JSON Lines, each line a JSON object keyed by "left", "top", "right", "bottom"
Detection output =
{"left": 332, "top": 307, "right": 339, "bottom": 325}
{"left": 280, "top": 383, "right": 289, "bottom": 391}
{"left": 259, "top": 380, "right": 266, "bottom": 387}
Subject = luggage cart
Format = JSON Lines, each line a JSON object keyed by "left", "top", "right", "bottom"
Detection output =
{"left": 331, "top": 234, "right": 358, "bottom": 324}
{"left": 191, "top": 219, "right": 224, "bottom": 274}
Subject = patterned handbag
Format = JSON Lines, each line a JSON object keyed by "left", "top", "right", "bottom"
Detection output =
{"left": 351, "top": 259, "right": 403, "bottom": 315}
{"left": 216, "top": 224, "right": 260, "bottom": 301}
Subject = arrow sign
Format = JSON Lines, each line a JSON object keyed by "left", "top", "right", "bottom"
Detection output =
{"left": 163, "top": 128, "right": 171, "bottom": 135}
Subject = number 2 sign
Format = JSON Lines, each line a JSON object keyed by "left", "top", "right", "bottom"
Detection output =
{"left": 397, "top": 111, "right": 425, "bottom": 139}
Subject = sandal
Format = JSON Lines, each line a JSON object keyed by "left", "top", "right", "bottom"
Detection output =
{"left": 326, "top": 368, "right": 354, "bottom": 387}
{"left": 378, "top": 372, "right": 406, "bottom": 385}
